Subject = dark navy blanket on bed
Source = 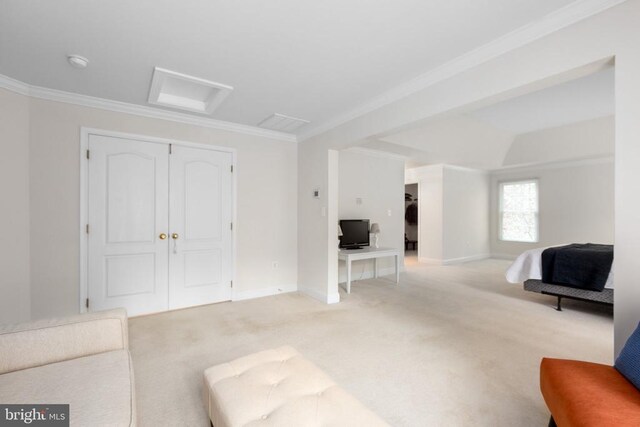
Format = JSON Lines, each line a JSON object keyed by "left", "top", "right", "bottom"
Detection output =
{"left": 541, "top": 244, "right": 613, "bottom": 291}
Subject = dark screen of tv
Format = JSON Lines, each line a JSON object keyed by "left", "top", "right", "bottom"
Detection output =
{"left": 340, "top": 219, "right": 370, "bottom": 249}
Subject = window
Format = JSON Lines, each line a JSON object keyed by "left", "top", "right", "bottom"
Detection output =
{"left": 499, "top": 180, "right": 538, "bottom": 242}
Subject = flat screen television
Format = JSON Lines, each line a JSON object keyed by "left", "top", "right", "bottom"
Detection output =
{"left": 339, "top": 219, "right": 370, "bottom": 249}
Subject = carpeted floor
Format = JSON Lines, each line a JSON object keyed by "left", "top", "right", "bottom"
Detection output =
{"left": 129, "top": 258, "right": 613, "bottom": 426}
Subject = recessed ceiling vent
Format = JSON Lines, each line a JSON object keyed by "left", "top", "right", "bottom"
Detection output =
{"left": 258, "top": 113, "right": 310, "bottom": 132}
{"left": 148, "top": 67, "right": 233, "bottom": 115}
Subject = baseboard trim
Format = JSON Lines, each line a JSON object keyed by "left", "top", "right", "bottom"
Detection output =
{"left": 299, "top": 287, "right": 341, "bottom": 305}
{"left": 490, "top": 253, "right": 518, "bottom": 261}
{"left": 232, "top": 284, "right": 297, "bottom": 302}
{"left": 418, "top": 257, "right": 443, "bottom": 265}
{"left": 442, "top": 254, "right": 491, "bottom": 265}
{"left": 419, "top": 254, "right": 491, "bottom": 265}
{"left": 326, "top": 292, "right": 341, "bottom": 304}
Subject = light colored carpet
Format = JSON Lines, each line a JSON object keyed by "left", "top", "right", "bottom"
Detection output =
{"left": 129, "top": 259, "right": 613, "bottom": 426}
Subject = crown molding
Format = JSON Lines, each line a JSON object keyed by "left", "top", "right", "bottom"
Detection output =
{"left": 298, "top": 0, "right": 628, "bottom": 142}
{"left": 0, "top": 73, "right": 30, "bottom": 96}
{"left": 442, "top": 164, "right": 490, "bottom": 175}
{"left": 0, "top": 74, "right": 297, "bottom": 143}
{"left": 406, "top": 162, "right": 488, "bottom": 175}
{"left": 490, "top": 154, "right": 614, "bottom": 174}
{"left": 345, "top": 147, "right": 408, "bottom": 161}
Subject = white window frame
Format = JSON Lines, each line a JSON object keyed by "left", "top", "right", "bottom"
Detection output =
{"left": 498, "top": 179, "right": 539, "bottom": 243}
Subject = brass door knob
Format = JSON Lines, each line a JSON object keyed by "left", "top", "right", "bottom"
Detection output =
{"left": 172, "top": 233, "right": 179, "bottom": 240}
{"left": 159, "top": 233, "right": 167, "bottom": 240}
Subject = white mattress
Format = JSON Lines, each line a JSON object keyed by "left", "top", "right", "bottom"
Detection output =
{"left": 505, "top": 246, "right": 614, "bottom": 289}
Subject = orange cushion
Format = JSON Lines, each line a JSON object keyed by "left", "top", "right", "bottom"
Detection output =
{"left": 540, "top": 358, "right": 640, "bottom": 427}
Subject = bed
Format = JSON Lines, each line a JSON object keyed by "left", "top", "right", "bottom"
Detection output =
{"left": 506, "top": 245, "right": 614, "bottom": 311}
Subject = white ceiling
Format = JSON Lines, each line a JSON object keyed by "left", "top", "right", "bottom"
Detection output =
{"left": 377, "top": 115, "right": 516, "bottom": 169}
{"left": 468, "top": 68, "right": 614, "bottom": 134}
{"left": 375, "top": 67, "right": 614, "bottom": 169}
{"left": 0, "top": 0, "right": 578, "bottom": 134}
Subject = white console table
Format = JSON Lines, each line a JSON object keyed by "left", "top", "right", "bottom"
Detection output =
{"left": 338, "top": 247, "right": 400, "bottom": 293}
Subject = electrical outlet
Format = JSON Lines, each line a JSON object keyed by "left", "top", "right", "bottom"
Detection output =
{"left": 387, "top": 209, "right": 392, "bottom": 216}
{"left": 272, "top": 262, "right": 279, "bottom": 269}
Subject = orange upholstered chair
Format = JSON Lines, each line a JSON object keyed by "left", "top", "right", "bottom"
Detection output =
{"left": 540, "top": 358, "right": 640, "bottom": 426}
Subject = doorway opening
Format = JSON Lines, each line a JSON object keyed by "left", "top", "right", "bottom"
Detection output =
{"left": 404, "top": 183, "right": 418, "bottom": 266}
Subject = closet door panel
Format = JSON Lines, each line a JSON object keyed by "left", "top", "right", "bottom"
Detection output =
{"left": 169, "top": 146, "right": 232, "bottom": 309}
{"left": 87, "top": 135, "right": 170, "bottom": 316}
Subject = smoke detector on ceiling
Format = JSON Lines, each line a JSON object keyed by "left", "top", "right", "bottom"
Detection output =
{"left": 258, "top": 113, "right": 310, "bottom": 132}
{"left": 67, "top": 54, "right": 89, "bottom": 69}
{"left": 148, "top": 67, "right": 233, "bottom": 115}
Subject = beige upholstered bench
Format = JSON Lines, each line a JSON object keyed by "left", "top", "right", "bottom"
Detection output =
{"left": 203, "top": 346, "right": 388, "bottom": 426}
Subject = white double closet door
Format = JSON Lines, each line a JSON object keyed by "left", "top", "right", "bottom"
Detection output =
{"left": 87, "top": 134, "right": 233, "bottom": 316}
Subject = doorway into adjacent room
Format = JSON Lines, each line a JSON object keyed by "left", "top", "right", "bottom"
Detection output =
{"left": 404, "top": 183, "right": 419, "bottom": 265}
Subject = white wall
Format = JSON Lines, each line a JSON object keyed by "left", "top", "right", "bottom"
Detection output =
{"left": 491, "top": 117, "right": 615, "bottom": 258}
{"left": 338, "top": 149, "right": 404, "bottom": 281}
{"left": 503, "top": 116, "right": 614, "bottom": 166}
{"left": 491, "top": 160, "right": 615, "bottom": 258}
{"left": 297, "top": 143, "right": 339, "bottom": 303}
{"left": 21, "top": 97, "right": 298, "bottom": 320}
{"left": 412, "top": 165, "right": 444, "bottom": 262}
{"left": 0, "top": 88, "right": 31, "bottom": 324}
{"left": 327, "top": 149, "right": 340, "bottom": 302}
{"left": 442, "top": 167, "right": 490, "bottom": 262}
{"left": 407, "top": 164, "right": 489, "bottom": 264}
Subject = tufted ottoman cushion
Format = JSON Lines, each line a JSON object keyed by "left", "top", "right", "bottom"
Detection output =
{"left": 203, "top": 346, "right": 388, "bottom": 427}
